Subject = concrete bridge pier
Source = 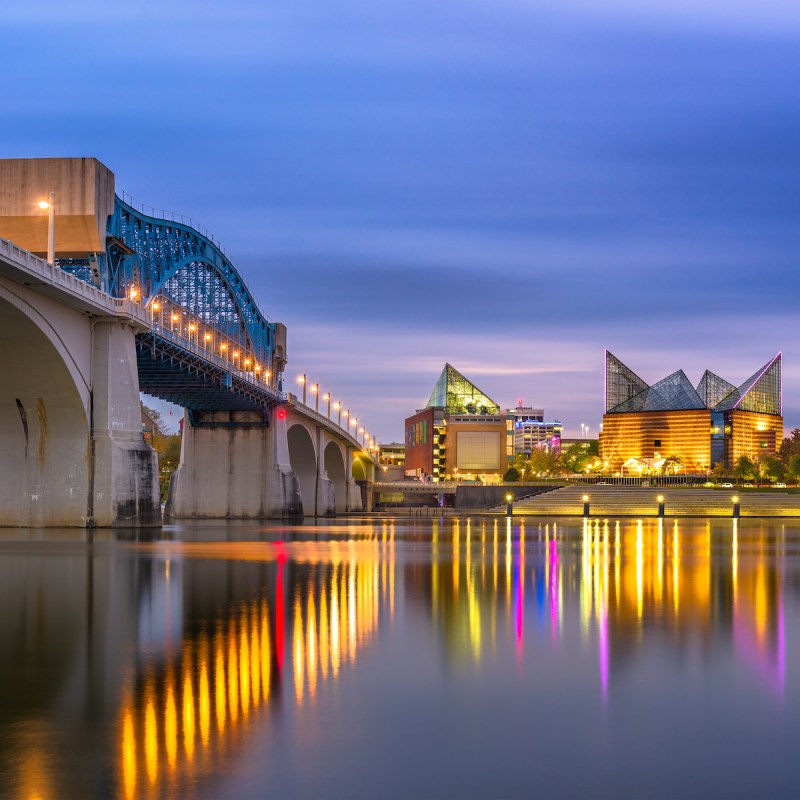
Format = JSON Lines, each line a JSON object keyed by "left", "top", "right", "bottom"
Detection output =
{"left": 346, "top": 447, "right": 365, "bottom": 513}
{"left": 165, "top": 406, "right": 373, "bottom": 520}
{"left": 166, "top": 407, "right": 308, "bottom": 520}
{"left": 314, "top": 426, "right": 336, "bottom": 516}
{"left": 0, "top": 282, "right": 159, "bottom": 527}
{"left": 90, "top": 321, "right": 160, "bottom": 527}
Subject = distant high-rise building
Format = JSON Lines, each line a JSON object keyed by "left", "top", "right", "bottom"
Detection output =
{"left": 505, "top": 405, "right": 562, "bottom": 455}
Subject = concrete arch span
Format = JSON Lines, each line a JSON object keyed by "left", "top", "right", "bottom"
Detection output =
{"left": 352, "top": 457, "right": 368, "bottom": 482}
{"left": 324, "top": 440, "right": 347, "bottom": 513}
{"left": 0, "top": 294, "right": 90, "bottom": 526}
{"left": 0, "top": 274, "right": 159, "bottom": 527}
{"left": 287, "top": 423, "right": 318, "bottom": 517}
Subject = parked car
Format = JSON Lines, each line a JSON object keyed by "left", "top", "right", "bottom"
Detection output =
{"left": 773, "top": 483, "right": 787, "bottom": 488}
{"left": 743, "top": 483, "right": 754, "bottom": 488}
{"left": 720, "top": 482, "right": 733, "bottom": 488}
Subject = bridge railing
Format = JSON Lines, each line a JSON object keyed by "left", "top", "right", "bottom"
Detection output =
{"left": 147, "top": 317, "right": 286, "bottom": 402}
{"left": 1, "top": 236, "right": 149, "bottom": 324}
{"left": 285, "top": 395, "right": 376, "bottom": 460}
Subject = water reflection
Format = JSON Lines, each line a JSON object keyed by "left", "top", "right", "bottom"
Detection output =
{"left": 114, "top": 536, "right": 394, "bottom": 799}
{"left": 0, "top": 518, "right": 796, "bottom": 799}
{"left": 416, "top": 518, "right": 789, "bottom": 702}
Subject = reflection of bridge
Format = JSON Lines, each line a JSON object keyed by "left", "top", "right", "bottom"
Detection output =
{"left": 0, "top": 158, "right": 375, "bottom": 526}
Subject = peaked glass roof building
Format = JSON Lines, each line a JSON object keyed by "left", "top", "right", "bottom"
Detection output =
{"left": 601, "top": 351, "right": 783, "bottom": 472}
{"left": 426, "top": 363, "right": 500, "bottom": 414}
{"left": 605, "top": 351, "right": 782, "bottom": 416}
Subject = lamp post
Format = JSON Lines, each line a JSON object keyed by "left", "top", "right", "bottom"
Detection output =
{"left": 311, "top": 383, "right": 319, "bottom": 412}
{"left": 506, "top": 493, "right": 513, "bottom": 517}
{"left": 324, "top": 393, "right": 331, "bottom": 418}
{"left": 343, "top": 409, "right": 349, "bottom": 430}
{"left": 38, "top": 192, "right": 55, "bottom": 265}
{"left": 583, "top": 494, "right": 590, "bottom": 517}
{"left": 297, "top": 374, "right": 306, "bottom": 404}
{"left": 657, "top": 495, "right": 665, "bottom": 518}
{"left": 335, "top": 401, "right": 341, "bottom": 426}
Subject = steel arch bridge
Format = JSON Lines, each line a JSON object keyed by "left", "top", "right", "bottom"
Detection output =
{"left": 90, "top": 196, "right": 288, "bottom": 412}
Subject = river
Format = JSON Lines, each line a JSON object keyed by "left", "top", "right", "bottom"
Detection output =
{"left": 0, "top": 516, "right": 798, "bottom": 799}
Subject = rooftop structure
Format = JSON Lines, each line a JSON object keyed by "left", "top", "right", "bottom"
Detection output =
{"left": 406, "top": 364, "right": 508, "bottom": 482}
{"left": 426, "top": 363, "right": 500, "bottom": 415}
{"left": 601, "top": 351, "right": 783, "bottom": 472}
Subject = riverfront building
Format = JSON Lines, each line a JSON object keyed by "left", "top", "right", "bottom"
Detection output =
{"left": 506, "top": 405, "right": 563, "bottom": 455}
{"left": 599, "top": 351, "right": 783, "bottom": 473}
{"left": 405, "top": 364, "right": 510, "bottom": 482}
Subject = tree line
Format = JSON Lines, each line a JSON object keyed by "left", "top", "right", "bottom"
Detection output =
{"left": 502, "top": 429, "right": 800, "bottom": 483}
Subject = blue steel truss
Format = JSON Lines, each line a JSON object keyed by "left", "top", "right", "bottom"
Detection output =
{"left": 106, "top": 197, "right": 275, "bottom": 371}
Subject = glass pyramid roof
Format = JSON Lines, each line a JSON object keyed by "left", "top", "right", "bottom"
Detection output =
{"left": 606, "top": 351, "right": 649, "bottom": 413}
{"left": 425, "top": 363, "right": 500, "bottom": 414}
{"left": 713, "top": 353, "right": 781, "bottom": 415}
{"left": 605, "top": 353, "right": 782, "bottom": 416}
{"left": 696, "top": 371, "right": 736, "bottom": 409}
{"left": 609, "top": 370, "right": 706, "bottom": 414}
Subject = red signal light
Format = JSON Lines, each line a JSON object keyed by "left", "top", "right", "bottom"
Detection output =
{"left": 277, "top": 408, "right": 287, "bottom": 420}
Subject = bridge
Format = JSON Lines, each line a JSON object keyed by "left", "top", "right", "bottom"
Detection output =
{"left": 0, "top": 157, "right": 375, "bottom": 527}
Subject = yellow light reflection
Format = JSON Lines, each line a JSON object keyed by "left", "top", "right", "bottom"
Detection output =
{"left": 144, "top": 682, "right": 158, "bottom": 784}
{"left": 183, "top": 662, "right": 195, "bottom": 761}
{"left": 165, "top": 669, "right": 177, "bottom": 771}
{"left": 121, "top": 706, "right": 136, "bottom": 800}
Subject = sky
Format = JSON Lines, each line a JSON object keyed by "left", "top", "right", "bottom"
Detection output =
{"left": 3, "top": 1, "right": 800, "bottom": 440}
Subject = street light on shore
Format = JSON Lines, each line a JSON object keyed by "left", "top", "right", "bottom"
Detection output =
{"left": 38, "top": 192, "right": 55, "bottom": 265}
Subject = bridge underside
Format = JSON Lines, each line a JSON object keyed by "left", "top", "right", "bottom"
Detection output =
{"left": 135, "top": 333, "right": 281, "bottom": 412}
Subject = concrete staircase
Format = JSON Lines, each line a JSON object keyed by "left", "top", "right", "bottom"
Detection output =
{"left": 494, "top": 484, "right": 800, "bottom": 517}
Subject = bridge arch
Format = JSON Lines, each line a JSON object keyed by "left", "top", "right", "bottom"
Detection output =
{"left": 324, "top": 440, "right": 348, "bottom": 513}
{"left": 287, "top": 422, "right": 317, "bottom": 517}
{"left": 108, "top": 200, "right": 274, "bottom": 364}
{"left": 352, "top": 456, "right": 368, "bottom": 483}
{"left": 0, "top": 288, "right": 90, "bottom": 526}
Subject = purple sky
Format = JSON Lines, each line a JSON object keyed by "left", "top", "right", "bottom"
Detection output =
{"left": 4, "top": 1, "right": 800, "bottom": 440}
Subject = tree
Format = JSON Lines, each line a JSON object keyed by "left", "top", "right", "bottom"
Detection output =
{"left": 786, "top": 454, "right": 800, "bottom": 484}
{"left": 779, "top": 428, "right": 800, "bottom": 463}
{"left": 512, "top": 454, "right": 532, "bottom": 480}
{"left": 561, "top": 443, "right": 590, "bottom": 473}
{"left": 503, "top": 466, "right": 520, "bottom": 482}
{"left": 760, "top": 455, "right": 783, "bottom": 484}
{"left": 529, "top": 448, "right": 560, "bottom": 476}
{"left": 663, "top": 455, "right": 684, "bottom": 476}
{"left": 733, "top": 456, "right": 755, "bottom": 482}
{"left": 712, "top": 463, "right": 728, "bottom": 482}
{"left": 142, "top": 405, "right": 165, "bottom": 435}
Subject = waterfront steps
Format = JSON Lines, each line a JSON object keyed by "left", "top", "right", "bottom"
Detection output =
{"left": 495, "top": 485, "right": 800, "bottom": 517}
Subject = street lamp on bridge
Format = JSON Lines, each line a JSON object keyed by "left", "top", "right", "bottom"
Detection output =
{"left": 310, "top": 383, "right": 319, "bottom": 412}
{"left": 297, "top": 374, "right": 306, "bottom": 404}
{"left": 324, "top": 392, "right": 331, "bottom": 418}
{"left": 342, "top": 409, "right": 349, "bottom": 430}
{"left": 38, "top": 192, "right": 55, "bottom": 265}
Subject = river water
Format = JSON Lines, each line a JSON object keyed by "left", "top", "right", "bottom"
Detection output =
{"left": 1, "top": 516, "right": 799, "bottom": 799}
